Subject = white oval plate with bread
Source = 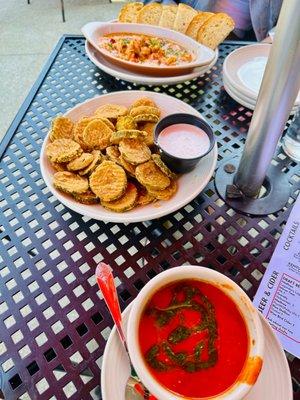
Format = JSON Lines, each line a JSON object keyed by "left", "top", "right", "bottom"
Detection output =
{"left": 81, "top": 22, "right": 215, "bottom": 77}
{"left": 85, "top": 40, "right": 218, "bottom": 86}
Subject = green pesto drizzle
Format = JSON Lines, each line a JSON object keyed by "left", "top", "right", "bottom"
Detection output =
{"left": 145, "top": 284, "right": 218, "bottom": 373}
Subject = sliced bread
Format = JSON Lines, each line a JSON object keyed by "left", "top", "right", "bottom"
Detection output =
{"left": 137, "top": 3, "right": 163, "bottom": 25}
{"left": 118, "top": 2, "right": 144, "bottom": 23}
{"left": 173, "top": 3, "right": 197, "bottom": 34}
{"left": 186, "top": 11, "right": 214, "bottom": 39}
{"left": 158, "top": 4, "right": 178, "bottom": 30}
{"left": 197, "top": 12, "right": 235, "bottom": 49}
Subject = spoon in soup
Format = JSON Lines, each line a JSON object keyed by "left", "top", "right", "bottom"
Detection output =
{"left": 96, "top": 262, "right": 156, "bottom": 400}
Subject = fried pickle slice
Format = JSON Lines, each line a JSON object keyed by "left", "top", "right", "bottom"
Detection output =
{"left": 116, "top": 115, "right": 137, "bottom": 131}
{"left": 53, "top": 171, "right": 89, "bottom": 194}
{"left": 50, "top": 161, "right": 67, "bottom": 172}
{"left": 106, "top": 146, "right": 136, "bottom": 177}
{"left": 119, "top": 155, "right": 136, "bottom": 177}
{"left": 96, "top": 117, "right": 115, "bottom": 131}
{"left": 140, "top": 122, "right": 155, "bottom": 146}
{"left": 110, "top": 130, "right": 147, "bottom": 144}
{"left": 101, "top": 182, "right": 137, "bottom": 212}
{"left": 83, "top": 119, "right": 113, "bottom": 150}
{"left": 73, "top": 190, "right": 99, "bottom": 204}
{"left": 130, "top": 97, "right": 157, "bottom": 109}
{"left": 95, "top": 104, "right": 127, "bottom": 120}
{"left": 73, "top": 117, "right": 93, "bottom": 150}
{"left": 133, "top": 114, "right": 159, "bottom": 123}
{"left": 136, "top": 186, "right": 155, "bottom": 206}
{"left": 119, "top": 138, "right": 151, "bottom": 165}
{"left": 129, "top": 106, "right": 161, "bottom": 118}
{"left": 106, "top": 145, "right": 121, "bottom": 163}
{"left": 89, "top": 160, "right": 127, "bottom": 202}
{"left": 49, "top": 116, "right": 74, "bottom": 142}
{"left": 78, "top": 150, "right": 102, "bottom": 176}
{"left": 147, "top": 180, "right": 178, "bottom": 200}
{"left": 151, "top": 154, "right": 177, "bottom": 179}
{"left": 135, "top": 160, "right": 170, "bottom": 190}
{"left": 46, "top": 139, "right": 82, "bottom": 163}
{"left": 67, "top": 153, "right": 94, "bottom": 171}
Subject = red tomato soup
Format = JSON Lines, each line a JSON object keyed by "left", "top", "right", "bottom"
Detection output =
{"left": 138, "top": 280, "right": 249, "bottom": 398}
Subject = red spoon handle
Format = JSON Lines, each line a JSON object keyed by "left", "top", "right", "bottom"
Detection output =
{"left": 95, "top": 262, "right": 126, "bottom": 344}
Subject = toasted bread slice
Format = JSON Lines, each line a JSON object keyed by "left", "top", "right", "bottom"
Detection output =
{"left": 186, "top": 11, "right": 214, "bottom": 39}
{"left": 173, "top": 3, "right": 197, "bottom": 34}
{"left": 158, "top": 4, "right": 178, "bottom": 30}
{"left": 197, "top": 12, "right": 235, "bottom": 49}
{"left": 137, "top": 3, "right": 163, "bottom": 25}
{"left": 118, "top": 2, "right": 144, "bottom": 23}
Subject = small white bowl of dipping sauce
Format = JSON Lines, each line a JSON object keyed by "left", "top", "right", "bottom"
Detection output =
{"left": 155, "top": 113, "right": 215, "bottom": 173}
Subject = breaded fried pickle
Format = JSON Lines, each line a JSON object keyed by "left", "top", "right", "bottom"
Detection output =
{"left": 53, "top": 171, "right": 89, "bottom": 194}
{"left": 95, "top": 104, "right": 127, "bottom": 120}
{"left": 130, "top": 97, "right": 156, "bottom": 109}
{"left": 140, "top": 122, "right": 155, "bottom": 146}
{"left": 136, "top": 186, "right": 155, "bottom": 205}
{"left": 89, "top": 160, "right": 127, "bottom": 202}
{"left": 147, "top": 180, "right": 178, "bottom": 200}
{"left": 136, "top": 160, "right": 170, "bottom": 190}
{"left": 152, "top": 154, "right": 177, "bottom": 179}
{"left": 101, "top": 182, "right": 137, "bottom": 212}
{"left": 119, "top": 138, "right": 151, "bottom": 165}
{"left": 67, "top": 153, "right": 94, "bottom": 171}
{"left": 129, "top": 106, "right": 161, "bottom": 118}
{"left": 49, "top": 116, "right": 74, "bottom": 142}
{"left": 46, "top": 139, "right": 82, "bottom": 163}
{"left": 73, "top": 190, "right": 99, "bottom": 204}
{"left": 83, "top": 120, "right": 113, "bottom": 150}
{"left": 133, "top": 114, "right": 159, "bottom": 123}
{"left": 78, "top": 150, "right": 102, "bottom": 176}
{"left": 110, "top": 130, "right": 147, "bottom": 144}
{"left": 116, "top": 115, "right": 137, "bottom": 131}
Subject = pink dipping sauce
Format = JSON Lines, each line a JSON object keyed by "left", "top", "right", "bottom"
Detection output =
{"left": 158, "top": 123, "right": 211, "bottom": 159}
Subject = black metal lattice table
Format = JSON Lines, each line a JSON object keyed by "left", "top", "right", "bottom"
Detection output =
{"left": 0, "top": 35, "right": 299, "bottom": 400}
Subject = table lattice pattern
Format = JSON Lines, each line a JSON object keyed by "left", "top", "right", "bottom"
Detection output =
{"left": 0, "top": 36, "right": 299, "bottom": 400}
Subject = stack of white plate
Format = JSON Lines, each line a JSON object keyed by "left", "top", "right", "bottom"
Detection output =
{"left": 222, "top": 43, "right": 299, "bottom": 113}
{"left": 83, "top": 21, "right": 219, "bottom": 86}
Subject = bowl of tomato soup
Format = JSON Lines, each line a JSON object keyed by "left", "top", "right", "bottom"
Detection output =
{"left": 127, "top": 266, "right": 264, "bottom": 400}
{"left": 155, "top": 113, "right": 215, "bottom": 173}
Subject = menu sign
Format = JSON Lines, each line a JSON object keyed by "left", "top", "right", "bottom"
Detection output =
{"left": 253, "top": 195, "right": 300, "bottom": 357}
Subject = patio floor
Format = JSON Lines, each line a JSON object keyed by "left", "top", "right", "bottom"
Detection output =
{"left": 0, "top": 0, "right": 122, "bottom": 141}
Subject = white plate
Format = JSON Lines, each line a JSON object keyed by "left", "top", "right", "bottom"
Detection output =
{"left": 223, "top": 77, "right": 299, "bottom": 114}
{"left": 223, "top": 44, "right": 300, "bottom": 105}
{"left": 85, "top": 41, "right": 219, "bottom": 86}
{"left": 40, "top": 91, "right": 217, "bottom": 223}
{"left": 101, "top": 303, "right": 293, "bottom": 400}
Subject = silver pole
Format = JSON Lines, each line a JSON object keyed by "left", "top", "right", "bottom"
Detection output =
{"left": 234, "top": 0, "right": 300, "bottom": 197}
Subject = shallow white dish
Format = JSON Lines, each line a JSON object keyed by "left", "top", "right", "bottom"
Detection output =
{"left": 223, "top": 43, "right": 300, "bottom": 105}
{"left": 40, "top": 91, "right": 217, "bottom": 223}
{"left": 85, "top": 40, "right": 218, "bottom": 86}
{"left": 101, "top": 303, "right": 293, "bottom": 400}
{"left": 81, "top": 22, "right": 215, "bottom": 76}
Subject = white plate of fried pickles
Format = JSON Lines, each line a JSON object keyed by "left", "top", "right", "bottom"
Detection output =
{"left": 40, "top": 91, "right": 217, "bottom": 223}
